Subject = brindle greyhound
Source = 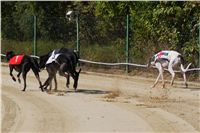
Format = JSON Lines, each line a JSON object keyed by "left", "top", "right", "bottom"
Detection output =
{"left": 148, "top": 50, "right": 191, "bottom": 88}
{"left": 39, "top": 48, "right": 81, "bottom": 91}
{"left": 6, "top": 51, "right": 43, "bottom": 91}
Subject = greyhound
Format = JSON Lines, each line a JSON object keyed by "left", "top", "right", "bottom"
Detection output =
{"left": 148, "top": 50, "right": 191, "bottom": 88}
{"left": 39, "top": 48, "right": 81, "bottom": 91}
{"left": 6, "top": 51, "right": 43, "bottom": 91}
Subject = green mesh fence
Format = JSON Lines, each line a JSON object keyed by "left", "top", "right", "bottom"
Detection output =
{"left": 79, "top": 16, "right": 126, "bottom": 61}
{"left": 1, "top": 16, "right": 77, "bottom": 56}
{"left": 1, "top": 15, "right": 200, "bottom": 72}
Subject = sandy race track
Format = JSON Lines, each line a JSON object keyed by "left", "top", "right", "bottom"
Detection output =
{"left": 1, "top": 65, "right": 200, "bottom": 132}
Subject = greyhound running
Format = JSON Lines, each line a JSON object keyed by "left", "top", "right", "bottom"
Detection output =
{"left": 148, "top": 50, "right": 191, "bottom": 88}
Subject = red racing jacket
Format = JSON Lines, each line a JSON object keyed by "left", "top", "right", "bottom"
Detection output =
{"left": 9, "top": 55, "right": 25, "bottom": 65}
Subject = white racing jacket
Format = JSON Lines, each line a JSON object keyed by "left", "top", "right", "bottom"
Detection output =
{"left": 46, "top": 50, "right": 61, "bottom": 65}
{"left": 151, "top": 50, "right": 181, "bottom": 65}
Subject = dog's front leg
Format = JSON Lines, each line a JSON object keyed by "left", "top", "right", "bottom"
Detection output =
{"left": 17, "top": 72, "right": 22, "bottom": 83}
{"left": 59, "top": 63, "right": 70, "bottom": 88}
{"left": 183, "top": 72, "right": 188, "bottom": 88}
{"left": 181, "top": 63, "right": 191, "bottom": 88}
{"left": 151, "top": 63, "right": 163, "bottom": 88}
{"left": 41, "top": 76, "right": 53, "bottom": 91}
{"left": 9, "top": 66, "right": 16, "bottom": 82}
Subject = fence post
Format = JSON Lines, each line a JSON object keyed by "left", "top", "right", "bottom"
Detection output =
{"left": 76, "top": 13, "right": 80, "bottom": 54}
{"left": 33, "top": 15, "right": 37, "bottom": 56}
{"left": 199, "top": 17, "right": 200, "bottom": 79}
{"left": 126, "top": 14, "right": 130, "bottom": 73}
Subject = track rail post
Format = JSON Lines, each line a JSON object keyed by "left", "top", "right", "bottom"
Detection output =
{"left": 33, "top": 15, "right": 37, "bottom": 56}
{"left": 199, "top": 17, "right": 200, "bottom": 80}
{"left": 126, "top": 12, "right": 130, "bottom": 73}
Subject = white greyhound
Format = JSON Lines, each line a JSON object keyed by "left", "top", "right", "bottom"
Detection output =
{"left": 148, "top": 50, "right": 191, "bottom": 88}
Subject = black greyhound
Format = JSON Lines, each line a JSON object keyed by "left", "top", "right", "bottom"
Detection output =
{"left": 6, "top": 51, "right": 43, "bottom": 91}
{"left": 39, "top": 48, "right": 81, "bottom": 91}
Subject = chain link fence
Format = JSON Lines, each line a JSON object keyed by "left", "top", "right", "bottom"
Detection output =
{"left": 78, "top": 16, "right": 127, "bottom": 70}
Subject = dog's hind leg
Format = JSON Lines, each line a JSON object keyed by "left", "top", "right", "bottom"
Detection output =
{"left": 49, "top": 81, "right": 52, "bottom": 91}
{"left": 182, "top": 72, "right": 188, "bottom": 88}
{"left": 181, "top": 64, "right": 191, "bottom": 88}
{"left": 168, "top": 64, "right": 175, "bottom": 86}
{"left": 160, "top": 69, "right": 165, "bottom": 88}
{"left": 35, "top": 74, "right": 43, "bottom": 91}
{"left": 31, "top": 66, "right": 43, "bottom": 91}
{"left": 181, "top": 64, "right": 188, "bottom": 88}
{"left": 22, "top": 63, "right": 30, "bottom": 91}
{"left": 42, "top": 65, "right": 58, "bottom": 91}
{"left": 22, "top": 72, "right": 27, "bottom": 91}
{"left": 54, "top": 75, "right": 57, "bottom": 91}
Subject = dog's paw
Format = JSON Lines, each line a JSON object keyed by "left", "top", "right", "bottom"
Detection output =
{"left": 150, "top": 85, "right": 155, "bottom": 88}
{"left": 185, "top": 83, "right": 188, "bottom": 88}
{"left": 12, "top": 77, "right": 16, "bottom": 82}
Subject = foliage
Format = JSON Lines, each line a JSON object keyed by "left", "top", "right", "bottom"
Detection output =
{"left": 1, "top": 1, "right": 200, "bottom": 68}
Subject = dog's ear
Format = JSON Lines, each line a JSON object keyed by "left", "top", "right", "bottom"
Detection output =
{"left": 6, "top": 51, "right": 15, "bottom": 60}
{"left": 6, "top": 51, "right": 15, "bottom": 55}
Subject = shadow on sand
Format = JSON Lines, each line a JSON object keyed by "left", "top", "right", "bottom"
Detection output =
{"left": 173, "top": 85, "right": 200, "bottom": 91}
{"left": 45, "top": 88, "right": 111, "bottom": 95}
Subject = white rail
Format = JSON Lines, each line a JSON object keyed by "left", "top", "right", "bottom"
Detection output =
{"left": 0, "top": 54, "right": 6, "bottom": 57}
{"left": 1, "top": 53, "right": 200, "bottom": 73}
{"left": 79, "top": 59, "right": 148, "bottom": 68}
{"left": 1, "top": 53, "right": 40, "bottom": 59}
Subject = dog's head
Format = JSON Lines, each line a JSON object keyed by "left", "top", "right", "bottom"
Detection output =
{"left": 148, "top": 55, "right": 156, "bottom": 68}
{"left": 73, "top": 68, "right": 82, "bottom": 90}
{"left": 39, "top": 54, "right": 49, "bottom": 69}
{"left": 6, "top": 51, "right": 15, "bottom": 61}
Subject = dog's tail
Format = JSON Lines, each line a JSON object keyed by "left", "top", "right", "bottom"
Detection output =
{"left": 178, "top": 55, "right": 192, "bottom": 73}
{"left": 178, "top": 55, "right": 185, "bottom": 72}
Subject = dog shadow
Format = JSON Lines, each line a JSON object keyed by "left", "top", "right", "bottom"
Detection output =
{"left": 66, "top": 88, "right": 111, "bottom": 95}
{"left": 173, "top": 85, "right": 200, "bottom": 91}
{"left": 45, "top": 88, "right": 110, "bottom": 95}
{"left": 188, "top": 87, "right": 200, "bottom": 91}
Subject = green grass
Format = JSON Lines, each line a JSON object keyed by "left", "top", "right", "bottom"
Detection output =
{"left": 1, "top": 40, "right": 33, "bottom": 55}
{"left": 1, "top": 39, "right": 74, "bottom": 56}
{"left": 1, "top": 39, "right": 199, "bottom": 80}
{"left": 1, "top": 39, "right": 126, "bottom": 63}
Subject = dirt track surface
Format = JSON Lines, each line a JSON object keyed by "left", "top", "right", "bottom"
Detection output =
{"left": 1, "top": 65, "right": 200, "bottom": 132}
